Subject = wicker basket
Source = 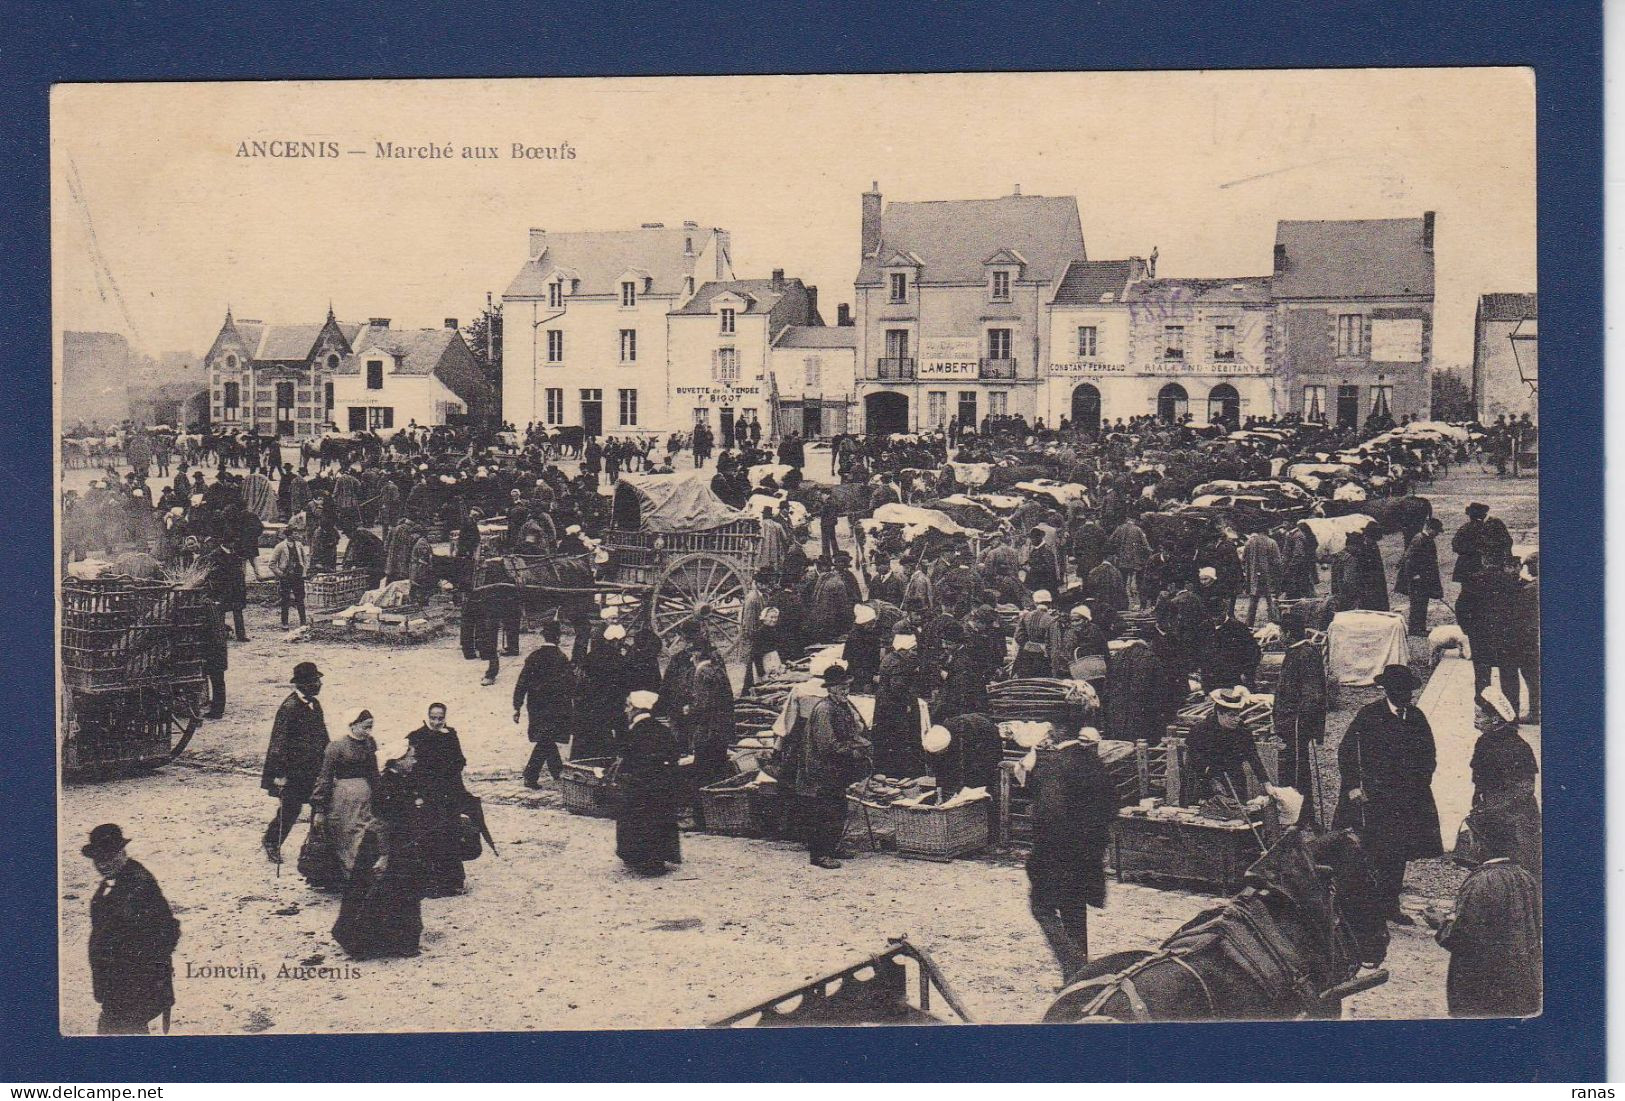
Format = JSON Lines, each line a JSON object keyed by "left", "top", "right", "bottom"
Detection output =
{"left": 306, "top": 569, "right": 371, "bottom": 612}
{"left": 699, "top": 772, "right": 778, "bottom": 838}
{"left": 842, "top": 795, "right": 896, "bottom": 851}
{"left": 61, "top": 579, "right": 191, "bottom": 691}
{"left": 893, "top": 794, "right": 991, "bottom": 860}
{"left": 559, "top": 757, "right": 618, "bottom": 817}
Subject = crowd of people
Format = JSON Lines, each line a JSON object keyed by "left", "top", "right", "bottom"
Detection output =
{"left": 72, "top": 409, "right": 1543, "bottom": 1030}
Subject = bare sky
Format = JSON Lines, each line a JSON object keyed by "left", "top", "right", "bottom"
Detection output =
{"left": 52, "top": 69, "right": 1535, "bottom": 368}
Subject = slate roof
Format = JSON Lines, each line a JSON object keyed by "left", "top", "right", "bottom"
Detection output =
{"left": 774, "top": 325, "right": 857, "bottom": 349}
{"left": 504, "top": 225, "right": 713, "bottom": 299}
{"left": 1052, "top": 259, "right": 1149, "bottom": 305}
{"left": 856, "top": 194, "right": 1086, "bottom": 286}
{"left": 1123, "top": 275, "right": 1275, "bottom": 306}
{"left": 1272, "top": 218, "right": 1434, "bottom": 298}
{"left": 673, "top": 279, "right": 798, "bottom": 316}
{"left": 342, "top": 326, "right": 458, "bottom": 376}
{"left": 1477, "top": 292, "right": 1537, "bottom": 323}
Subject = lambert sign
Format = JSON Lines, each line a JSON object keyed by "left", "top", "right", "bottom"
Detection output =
{"left": 917, "top": 337, "right": 979, "bottom": 380}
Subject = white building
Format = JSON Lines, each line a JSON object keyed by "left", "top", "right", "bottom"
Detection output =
{"left": 330, "top": 319, "right": 495, "bottom": 431}
{"left": 500, "top": 222, "right": 732, "bottom": 436}
{"left": 1471, "top": 292, "right": 1537, "bottom": 423}
{"left": 667, "top": 272, "right": 824, "bottom": 443}
{"left": 769, "top": 320, "right": 858, "bottom": 439}
{"left": 1043, "top": 259, "right": 1147, "bottom": 431}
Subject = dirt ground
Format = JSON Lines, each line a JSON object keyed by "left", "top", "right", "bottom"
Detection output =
{"left": 57, "top": 459, "right": 1538, "bottom": 1033}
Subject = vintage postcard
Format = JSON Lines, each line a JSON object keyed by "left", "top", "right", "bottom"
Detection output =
{"left": 53, "top": 69, "right": 1539, "bottom": 1034}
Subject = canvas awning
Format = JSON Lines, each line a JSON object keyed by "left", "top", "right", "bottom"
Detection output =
{"left": 611, "top": 470, "right": 745, "bottom": 532}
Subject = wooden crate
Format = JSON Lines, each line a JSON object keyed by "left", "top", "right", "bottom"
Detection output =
{"left": 1112, "top": 805, "right": 1281, "bottom": 894}
{"left": 1160, "top": 734, "right": 1283, "bottom": 807}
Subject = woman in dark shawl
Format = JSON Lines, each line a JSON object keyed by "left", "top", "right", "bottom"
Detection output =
{"left": 405, "top": 702, "right": 470, "bottom": 897}
{"left": 332, "top": 743, "right": 429, "bottom": 960}
{"left": 614, "top": 691, "right": 682, "bottom": 875}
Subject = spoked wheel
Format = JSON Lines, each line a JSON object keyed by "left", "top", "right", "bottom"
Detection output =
{"left": 651, "top": 552, "right": 748, "bottom": 655}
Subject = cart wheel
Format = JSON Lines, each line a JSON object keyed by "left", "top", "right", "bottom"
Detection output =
{"left": 146, "top": 684, "right": 203, "bottom": 768}
{"left": 651, "top": 552, "right": 748, "bottom": 654}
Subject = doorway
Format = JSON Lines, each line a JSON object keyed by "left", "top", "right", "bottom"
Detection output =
{"left": 1156, "top": 382, "right": 1188, "bottom": 423}
{"left": 957, "top": 391, "right": 978, "bottom": 431}
{"left": 580, "top": 388, "right": 603, "bottom": 437}
{"left": 864, "top": 391, "right": 909, "bottom": 435}
{"left": 803, "top": 402, "right": 823, "bottom": 438}
{"left": 1337, "top": 384, "right": 1360, "bottom": 429}
{"left": 1207, "top": 383, "right": 1240, "bottom": 429}
{"left": 1070, "top": 383, "right": 1102, "bottom": 434}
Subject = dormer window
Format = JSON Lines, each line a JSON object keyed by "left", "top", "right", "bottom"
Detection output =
{"left": 325, "top": 353, "right": 341, "bottom": 372}
{"left": 621, "top": 281, "right": 637, "bottom": 308}
{"left": 549, "top": 281, "right": 563, "bottom": 309}
{"left": 889, "top": 272, "right": 908, "bottom": 304}
{"left": 991, "top": 270, "right": 1011, "bottom": 301}
{"left": 366, "top": 360, "right": 384, "bottom": 390}
{"left": 225, "top": 353, "right": 238, "bottom": 371}
{"left": 720, "top": 307, "right": 736, "bottom": 335}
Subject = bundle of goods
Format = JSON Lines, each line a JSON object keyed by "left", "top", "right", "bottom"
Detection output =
{"left": 558, "top": 756, "right": 619, "bottom": 817}
{"left": 698, "top": 770, "right": 783, "bottom": 838}
{"left": 317, "top": 579, "right": 448, "bottom": 642}
{"left": 844, "top": 775, "right": 932, "bottom": 852}
{"left": 891, "top": 786, "right": 992, "bottom": 860}
{"left": 1167, "top": 692, "right": 1275, "bottom": 742}
{"left": 986, "top": 678, "right": 1101, "bottom": 728}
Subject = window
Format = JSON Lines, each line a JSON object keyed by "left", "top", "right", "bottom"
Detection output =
{"left": 714, "top": 348, "right": 739, "bottom": 383}
{"left": 348, "top": 407, "right": 367, "bottom": 431}
{"left": 549, "top": 281, "right": 563, "bottom": 309}
{"left": 275, "top": 381, "right": 295, "bottom": 414}
{"left": 889, "top": 272, "right": 908, "bottom": 303}
{"left": 720, "top": 307, "right": 736, "bottom": 335}
{"left": 1370, "top": 384, "right": 1393, "bottom": 417}
{"left": 1163, "top": 325, "right": 1185, "bottom": 360}
{"left": 366, "top": 360, "right": 384, "bottom": 390}
{"left": 222, "top": 381, "right": 240, "bottom": 421}
{"left": 957, "top": 391, "right": 978, "bottom": 427}
{"left": 225, "top": 353, "right": 238, "bottom": 370}
{"left": 1336, "top": 313, "right": 1364, "bottom": 357}
{"left": 620, "top": 329, "right": 637, "bottom": 363}
{"left": 884, "top": 329, "right": 910, "bottom": 360}
{"left": 803, "top": 356, "right": 822, "bottom": 389}
{"left": 989, "top": 390, "right": 1009, "bottom": 416}
{"left": 621, "top": 281, "right": 637, "bottom": 308}
{"left": 1214, "top": 324, "right": 1236, "bottom": 361}
{"left": 693, "top": 407, "right": 711, "bottom": 426}
{"left": 618, "top": 388, "right": 638, "bottom": 426}
{"left": 927, "top": 391, "right": 947, "bottom": 428}
{"left": 323, "top": 382, "right": 334, "bottom": 412}
{"left": 325, "top": 353, "right": 340, "bottom": 371}
{"left": 368, "top": 407, "right": 394, "bottom": 430}
{"left": 987, "top": 328, "right": 1013, "bottom": 360}
{"left": 1303, "top": 384, "right": 1326, "bottom": 423}
{"left": 1077, "top": 325, "right": 1098, "bottom": 358}
{"left": 546, "top": 329, "right": 564, "bottom": 363}
{"left": 545, "top": 387, "right": 565, "bottom": 425}
{"left": 991, "top": 270, "right": 1011, "bottom": 300}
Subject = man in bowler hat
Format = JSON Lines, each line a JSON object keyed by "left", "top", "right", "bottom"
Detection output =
{"left": 83, "top": 825, "right": 180, "bottom": 1034}
{"left": 260, "top": 661, "right": 331, "bottom": 862}
{"left": 1333, "top": 663, "right": 1442, "bottom": 924}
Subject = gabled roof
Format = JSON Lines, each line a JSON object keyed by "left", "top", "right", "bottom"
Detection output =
{"left": 1124, "top": 275, "right": 1274, "bottom": 306}
{"left": 1051, "top": 258, "right": 1150, "bottom": 305}
{"left": 342, "top": 326, "right": 456, "bottom": 376}
{"left": 982, "top": 247, "right": 1029, "bottom": 267}
{"left": 249, "top": 321, "right": 361, "bottom": 363}
{"left": 857, "top": 194, "right": 1086, "bottom": 286}
{"left": 774, "top": 325, "right": 858, "bottom": 350}
{"left": 1272, "top": 217, "right": 1435, "bottom": 298}
{"left": 877, "top": 248, "right": 925, "bottom": 268}
{"left": 673, "top": 279, "right": 790, "bottom": 316}
{"left": 1477, "top": 292, "right": 1537, "bottom": 323}
{"left": 503, "top": 226, "right": 713, "bottom": 300}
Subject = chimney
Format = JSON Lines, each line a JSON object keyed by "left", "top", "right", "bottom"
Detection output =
{"left": 837, "top": 303, "right": 853, "bottom": 327}
{"left": 1273, "top": 243, "right": 1287, "bottom": 274}
{"left": 369, "top": 318, "right": 391, "bottom": 328}
{"left": 771, "top": 268, "right": 785, "bottom": 291}
{"left": 1012, "top": 183, "right": 1022, "bottom": 197}
{"left": 1423, "top": 211, "right": 1436, "bottom": 252}
{"left": 444, "top": 318, "right": 459, "bottom": 330}
{"left": 682, "top": 220, "right": 699, "bottom": 230}
{"left": 641, "top": 222, "right": 664, "bottom": 229}
{"left": 862, "top": 181, "right": 882, "bottom": 259}
{"left": 528, "top": 228, "right": 546, "bottom": 258}
{"left": 713, "top": 229, "right": 731, "bottom": 278}
{"left": 805, "top": 285, "right": 819, "bottom": 324}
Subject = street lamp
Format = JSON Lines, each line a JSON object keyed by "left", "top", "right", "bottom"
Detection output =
{"left": 1508, "top": 315, "right": 1538, "bottom": 396}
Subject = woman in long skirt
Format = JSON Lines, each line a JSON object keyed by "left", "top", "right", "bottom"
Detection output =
{"left": 614, "top": 691, "right": 681, "bottom": 876}
{"left": 406, "top": 702, "right": 469, "bottom": 897}
{"left": 332, "top": 744, "right": 428, "bottom": 960}
{"left": 310, "top": 710, "right": 381, "bottom": 885}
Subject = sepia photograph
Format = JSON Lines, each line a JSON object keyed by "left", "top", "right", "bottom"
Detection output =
{"left": 52, "top": 68, "right": 1540, "bottom": 1034}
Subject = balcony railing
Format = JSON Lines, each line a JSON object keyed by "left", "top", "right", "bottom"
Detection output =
{"left": 979, "top": 357, "right": 1018, "bottom": 380}
{"left": 875, "top": 357, "right": 916, "bottom": 380}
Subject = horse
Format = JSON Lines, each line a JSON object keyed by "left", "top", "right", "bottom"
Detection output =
{"left": 1042, "top": 827, "right": 1390, "bottom": 1022}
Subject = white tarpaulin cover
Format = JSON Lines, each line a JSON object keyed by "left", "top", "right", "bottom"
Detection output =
{"left": 1332, "top": 482, "right": 1369, "bottom": 501}
{"left": 1014, "top": 480, "right": 1091, "bottom": 505}
{"left": 747, "top": 493, "right": 808, "bottom": 528}
{"left": 949, "top": 462, "right": 992, "bottom": 486}
{"left": 748, "top": 463, "right": 793, "bottom": 486}
{"left": 616, "top": 470, "right": 745, "bottom": 533}
{"left": 871, "top": 503, "right": 968, "bottom": 535}
{"left": 1327, "top": 610, "right": 1411, "bottom": 686}
{"left": 1302, "top": 513, "right": 1376, "bottom": 558}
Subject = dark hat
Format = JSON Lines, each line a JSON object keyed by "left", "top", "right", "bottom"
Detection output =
{"left": 1374, "top": 664, "right": 1419, "bottom": 692}
{"left": 82, "top": 823, "right": 128, "bottom": 859}
{"left": 820, "top": 662, "right": 852, "bottom": 686}
{"left": 290, "top": 661, "right": 323, "bottom": 685}
{"left": 833, "top": 551, "right": 852, "bottom": 565}
{"left": 1465, "top": 502, "right": 1490, "bottom": 518}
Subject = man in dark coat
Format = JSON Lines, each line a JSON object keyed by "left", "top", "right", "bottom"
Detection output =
{"left": 1333, "top": 663, "right": 1442, "bottom": 924}
{"left": 83, "top": 824, "right": 180, "bottom": 1034}
{"left": 793, "top": 664, "right": 872, "bottom": 869}
{"left": 1396, "top": 517, "right": 1444, "bottom": 635}
{"left": 615, "top": 691, "right": 682, "bottom": 875}
{"left": 1503, "top": 561, "right": 1541, "bottom": 723}
{"left": 1280, "top": 521, "right": 1320, "bottom": 599}
{"left": 1202, "top": 605, "right": 1262, "bottom": 692}
{"left": 932, "top": 623, "right": 989, "bottom": 721}
{"left": 1102, "top": 638, "right": 1169, "bottom": 744}
{"left": 1069, "top": 517, "right": 1108, "bottom": 582}
{"left": 201, "top": 595, "right": 229, "bottom": 720}
{"left": 1272, "top": 610, "right": 1328, "bottom": 823}
{"left": 1451, "top": 501, "right": 1512, "bottom": 587}
{"left": 842, "top": 603, "right": 884, "bottom": 692}
{"left": 339, "top": 509, "right": 387, "bottom": 591}
{"left": 260, "top": 661, "right": 330, "bottom": 862}
{"left": 1024, "top": 527, "right": 1060, "bottom": 596}
{"left": 1455, "top": 558, "right": 1520, "bottom": 702}
{"left": 871, "top": 637, "right": 925, "bottom": 777}
{"left": 688, "top": 646, "right": 737, "bottom": 809}
{"left": 1025, "top": 731, "right": 1118, "bottom": 981}
{"left": 512, "top": 620, "right": 574, "bottom": 786}
{"left": 1437, "top": 808, "right": 1542, "bottom": 1017}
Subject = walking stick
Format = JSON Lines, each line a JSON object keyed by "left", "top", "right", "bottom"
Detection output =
{"left": 1222, "top": 776, "right": 1269, "bottom": 855}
